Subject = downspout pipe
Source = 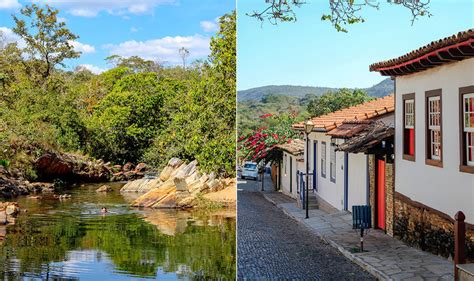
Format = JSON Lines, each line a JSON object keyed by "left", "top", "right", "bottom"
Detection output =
{"left": 344, "top": 152, "right": 349, "bottom": 211}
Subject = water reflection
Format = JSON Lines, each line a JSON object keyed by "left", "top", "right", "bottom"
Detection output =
{"left": 0, "top": 183, "right": 236, "bottom": 280}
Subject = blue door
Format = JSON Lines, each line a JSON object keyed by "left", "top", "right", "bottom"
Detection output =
{"left": 313, "top": 141, "right": 317, "bottom": 191}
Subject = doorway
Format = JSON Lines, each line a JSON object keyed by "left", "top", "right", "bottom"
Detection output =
{"left": 376, "top": 158, "right": 386, "bottom": 230}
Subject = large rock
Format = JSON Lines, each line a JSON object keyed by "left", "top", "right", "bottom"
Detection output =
{"left": 168, "top": 158, "right": 183, "bottom": 168}
{"left": 96, "top": 185, "right": 112, "bottom": 193}
{"left": 174, "top": 176, "right": 188, "bottom": 191}
{"left": 126, "top": 158, "right": 233, "bottom": 210}
{"left": 131, "top": 181, "right": 177, "bottom": 207}
{"left": 0, "top": 202, "right": 20, "bottom": 223}
{"left": 34, "top": 151, "right": 112, "bottom": 182}
{"left": 176, "top": 160, "right": 198, "bottom": 178}
{"left": 0, "top": 168, "right": 29, "bottom": 198}
{"left": 176, "top": 195, "right": 197, "bottom": 208}
{"left": 120, "top": 178, "right": 161, "bottom": 193}
{"left": 151, "top": 193, "right": 177, "bottom": 209}
{"left": 159, "top": 166, "right": 174, "bottom": 181}
{"left": 123, "top": 162, "right": 134, "bottom": 172}
{"left": 208, "top": 179, "right": 223, "bottom": 192}
{"left": 35, "top": 153, "right": 73, "bottom": 178}
{"left": 134, "top": 163, "right": 147, "bottom": 172}
{"left": 5, "top": 204, "right": 19, "bottom": 216}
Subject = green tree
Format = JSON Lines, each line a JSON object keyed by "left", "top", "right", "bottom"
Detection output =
{"left": 143, "top": 11, "right": 236, "bottom": 176}
{"left": 307, "top": 88, "right": 373, "bottom": 117}
{"left": 105, "top": 55, "right": 162, "bottom": 73}
{"left": 87, "top": 73, "right": 175, "bottom": 163}
{"left": 13, "top": 4, "right": 80, "bottom": 79}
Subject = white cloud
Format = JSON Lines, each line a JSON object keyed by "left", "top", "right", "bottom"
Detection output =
{"left": 200, "top": 20, "right": 219, "bottom": 33}
{"left": 35, "top": 0, "right": 176, "bottom": 17}
{"left": 130, "top": 27, "right": 139, "bottom": 33}
{"left": 0, "top": 0, "right": 21, "bottom": 9}
{"left": 68, "top": 40, "right": 96, "bottom": 54}
{"left": 0, "top": 27, "right": 25, "bottom": 48}
{"left": 57, "top": 17, "right": 67, "bottom": 23}
{"left": 103, "top": 34, "right": 210, "bottom": 65}
{"left": 76, "top": 64, "right": 107, "bottom": 74}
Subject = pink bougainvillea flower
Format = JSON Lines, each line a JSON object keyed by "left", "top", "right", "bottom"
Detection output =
{"left": 259, "top": 113, "right": 273, "bottom": 119}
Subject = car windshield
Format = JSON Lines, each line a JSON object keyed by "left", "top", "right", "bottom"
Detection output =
{"left": 244, "top": 163, "right": 257, "bottom": 169}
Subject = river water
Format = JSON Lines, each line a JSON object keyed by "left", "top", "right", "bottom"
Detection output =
{"left": 0, "top": 182, "right": 236, "bottom": 280}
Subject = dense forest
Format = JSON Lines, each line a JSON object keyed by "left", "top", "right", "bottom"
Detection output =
{"left": 0, "top": 5, "right": 236, "bottom": 178}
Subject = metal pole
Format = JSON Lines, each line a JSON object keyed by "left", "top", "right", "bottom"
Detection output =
{"left": 305, "top": 133, "right": 309, "bottom": 219}
{"left": 261, "top": 161, "right": 265, "bottom": 191}
{"left": 454, "top": 211, "right": 466, "bottom": 280}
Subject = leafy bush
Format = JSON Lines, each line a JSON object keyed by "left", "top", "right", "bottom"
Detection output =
{"left": 0, "top": 159, "right": 10, "bottom": 168}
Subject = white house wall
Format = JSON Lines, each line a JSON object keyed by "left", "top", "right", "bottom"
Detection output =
{"left": 309, "top": 132, "right": 346, "bottom": 210}
{"left": 280, "top": 152, "right": 301, "bottom": 199}
{"left": 348, "top": 153, "right": 368, "bottom": 211}
{"left": 395, "top": 58, "right": 474, "bottom": 224}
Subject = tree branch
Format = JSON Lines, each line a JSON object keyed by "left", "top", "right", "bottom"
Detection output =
{"left": 250, "top": 0, "right": 432, "bottom": 32}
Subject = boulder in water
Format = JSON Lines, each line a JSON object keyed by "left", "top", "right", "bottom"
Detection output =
{"left": 96, "top": 185, "right": 112, "bottom": 193}
{"left": 134, "top": 163, "right": 147, "bottom": 172}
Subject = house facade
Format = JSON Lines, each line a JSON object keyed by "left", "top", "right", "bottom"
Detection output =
{"left": 293, "top": 95, "right": 395, "bottom": 218}
{"left": 275, "top": 139, "right": 305, "bottom": 199}
{"left": 371, "top": 29, "right": 474, "bottom": 259}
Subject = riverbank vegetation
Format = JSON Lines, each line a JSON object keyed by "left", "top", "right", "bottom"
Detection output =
{"left": 0, "top": 5, "right": 236, "bottom": 181}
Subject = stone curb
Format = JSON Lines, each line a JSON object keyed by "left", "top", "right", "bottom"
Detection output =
{"left": 261, "top": 192, "right": 390, "bottom": 281}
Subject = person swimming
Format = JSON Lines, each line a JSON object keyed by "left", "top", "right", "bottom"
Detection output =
{"left": 100, "top": 207, "right": 108, "bottom": 214}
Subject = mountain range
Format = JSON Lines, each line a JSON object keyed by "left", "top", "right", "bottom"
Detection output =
{"left": 238, "top": 78, "right": 394, "bottom": 102}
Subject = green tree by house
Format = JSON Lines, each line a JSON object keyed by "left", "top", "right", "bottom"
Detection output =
{"left": 307, "top": 88, "right": 373, "bottom": 117}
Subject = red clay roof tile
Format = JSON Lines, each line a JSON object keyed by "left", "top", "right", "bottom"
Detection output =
{"left": 293, "top": 94, "right": 394, "bottom": 132}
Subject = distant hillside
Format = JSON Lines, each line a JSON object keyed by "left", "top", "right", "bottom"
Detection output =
{"left": 238, "top": 85, "right": 336, "bottom": 102}
{"left": 365, "top": 78, "right": 394, "bottom": 97}
{"left": 237, "top": 78, "right": 394, "bottom": 136}
{"left": 238, "top": 78, "right": 393, "bottom": 101}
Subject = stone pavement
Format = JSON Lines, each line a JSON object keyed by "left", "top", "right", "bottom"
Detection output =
{"left": 237, "top": 178, "right": 376, "bottom": 280}
{"left": 260, "top": 181, "right": 454, "bottom": 281}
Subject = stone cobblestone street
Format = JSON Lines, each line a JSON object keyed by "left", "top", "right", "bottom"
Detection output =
{"left": 237, "top": 178, "right": 376, "bottom": 280}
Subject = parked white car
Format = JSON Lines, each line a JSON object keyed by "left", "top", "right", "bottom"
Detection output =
{"left": 241, "top": 162, "right": 258, "bottom": 180}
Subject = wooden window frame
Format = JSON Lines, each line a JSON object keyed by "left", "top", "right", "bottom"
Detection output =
{"left": 402, "top": 93, "right": 416, "bottom": 161}
{"left": 425, "top": 89, "right": 443, "bottom": 168}
{"left": 459, "top": 85, "right": 474, "bottom": 174}
{"left": 330, "top": 142, "right": 336, "bottom": 183}
{"left": 321, "top": 141, "right": 326, "bottom": 178}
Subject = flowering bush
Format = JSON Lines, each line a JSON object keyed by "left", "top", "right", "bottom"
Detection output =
{"left": 238, "top": 113, "right": 301, "bottom": 163}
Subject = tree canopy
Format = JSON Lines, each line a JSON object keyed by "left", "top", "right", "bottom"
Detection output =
{"left": 307, "top": 88, "right": 373, "bottom": 117}
{"left": 13, "top": 4, "right": 80, "bottom": 79}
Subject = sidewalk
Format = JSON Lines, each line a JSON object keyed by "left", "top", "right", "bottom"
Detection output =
{"left": 260, "top": 186, "right": 454, "bottom": 280}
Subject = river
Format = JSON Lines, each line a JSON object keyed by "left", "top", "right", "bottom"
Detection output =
{"left": 0, "top": 182, "right": 236, "bottom": 280}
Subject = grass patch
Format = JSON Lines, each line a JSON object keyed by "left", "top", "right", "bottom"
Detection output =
{"left": 195, "top": 193, "right": 224, "bottom": 210}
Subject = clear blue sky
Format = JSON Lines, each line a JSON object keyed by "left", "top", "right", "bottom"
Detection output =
{"left": 0, "top": 0, "right": 234, "bottom": 73}
{"left": 237, "top": 0, "right": 473, "bottom": 91}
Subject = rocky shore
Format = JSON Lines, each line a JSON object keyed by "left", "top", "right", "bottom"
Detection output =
{"left": 1, "top": 152, "right": 235, "bottom": 211}
{"left": 0, "top": 150, "right": 149, "bottom": 198}
{"left": 122, "top": 158, "right": 236, "bottom": 209}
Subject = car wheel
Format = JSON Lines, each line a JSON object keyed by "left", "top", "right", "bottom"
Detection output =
{"left": 241, "top": 176, "right": 245, "bottom": 179}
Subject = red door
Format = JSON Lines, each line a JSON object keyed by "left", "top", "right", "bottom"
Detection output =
{"left": 377, "top": 159, "right": 386, "bottom": 230}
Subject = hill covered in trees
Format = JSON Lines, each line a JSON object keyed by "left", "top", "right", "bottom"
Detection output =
{"left": 237, "top": 79, "right": 393, "bottom": 135}
{"left": 238, "top": 78, "right": 393, "bottom": 101}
